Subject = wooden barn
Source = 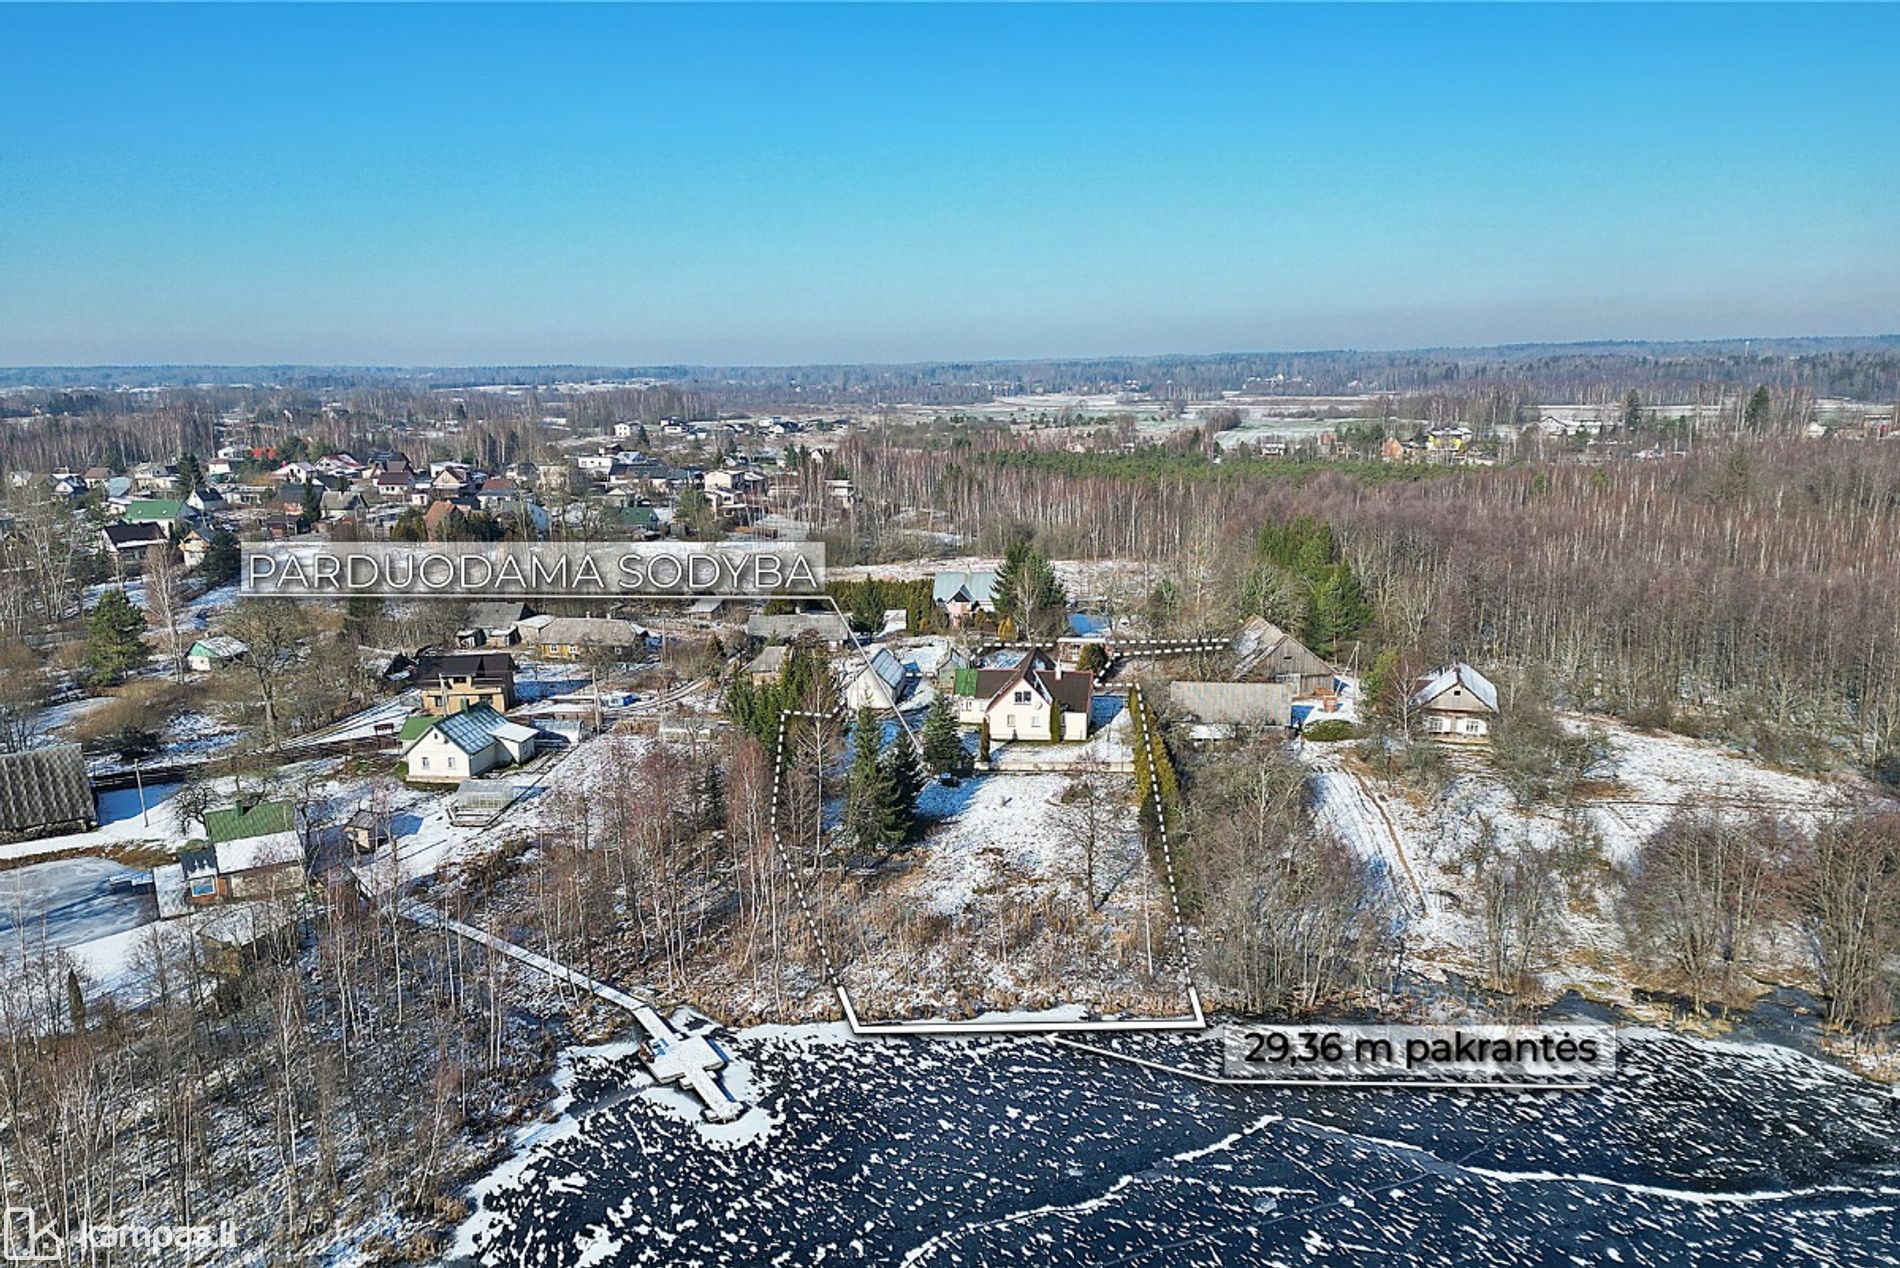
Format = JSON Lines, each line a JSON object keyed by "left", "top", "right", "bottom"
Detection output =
{"left": 0, "top": 744, "right": 96, "bottom": 842}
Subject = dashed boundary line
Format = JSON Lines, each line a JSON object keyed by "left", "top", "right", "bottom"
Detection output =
{"left": 759, "top": 671, "right": 1205, "bottom": 1035}
{"left": 1127, "top": 684, "right": 1197, "bottom": 999}
{"left": 767, "top": 705, "right": 848, "bottom": 984}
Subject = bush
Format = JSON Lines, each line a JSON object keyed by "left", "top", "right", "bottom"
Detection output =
{"left": 1302, "top": 719, "right": 1361, "bottom": 742}
{"left": 70, "top": 678, "right": 192, "bottom": 747}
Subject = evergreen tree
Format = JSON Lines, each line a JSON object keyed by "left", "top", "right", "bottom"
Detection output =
{"left": 201, "top": 529, "right": 242, "bottom": 585}
{"left": 341, "top": 595, "right": 383, "bottom": 645}
{"left": 84, "top": 587, "right": 147, "bottom": 685}
{"left": 1621, "top": 390, "right": 1643, "bottom": 431}
{"left": 1302, "top": 563, "right": 1373, "bottom": 656}
{"left": 1744, "top": 385, "right": 1773, "bottom": 431}
{"left": 391, "top": 506, "right": 428, "bottom": 542}
{"left": 849, "top": 584, "right": 883, "bottom": 632}
{"left": 882, "top": 733, "right": 925, "bottom": 837}
{"left": 176, "top": 452, "right": 206, "bottom": 494}
{"left": 843, "top": 708, "right": 901, "bottom": 854}
{"left": 921, "top": 693, "right": 964, "bottom": 772}
{"left": 992, "top": 536, "right": 1067, "bottom": 638}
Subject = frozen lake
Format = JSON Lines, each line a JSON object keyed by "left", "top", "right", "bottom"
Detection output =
{"left": 448, "top": 1022, "right": 1900, "bottom": 1266}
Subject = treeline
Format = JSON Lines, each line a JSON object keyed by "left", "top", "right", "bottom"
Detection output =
{"left": 854, "top": 431, "right": 1900, "bottom": 777}
{"left": 825, "top": 578, "right": 937, "bottom": 634}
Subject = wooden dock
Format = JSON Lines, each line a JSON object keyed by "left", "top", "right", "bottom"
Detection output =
{"left": 398, "top": 899, "right": 745, "bottom": 1122}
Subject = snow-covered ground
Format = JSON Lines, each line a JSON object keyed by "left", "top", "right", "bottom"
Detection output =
{"left": 1300, "top": 716, "right": 1884, "bottom": 999}
{"left": 826, "top": 555, "right": 1160, "bottom": 600}
{"left": 0, "top": 783, "right": 184, "bottom": 862}
{"left": 0, "top": 856, "right": 152, "bottom": 948}
{"left": 828, "top": 764, "right": 1186, "bottom": 1022}
{"left": 354, "top": 730, "right": 657, "bottom": 894}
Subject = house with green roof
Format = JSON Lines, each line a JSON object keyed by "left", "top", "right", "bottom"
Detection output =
{"left": 122, "top": 498, "right": 193, "bottom": 529}
{"left": 163, "top": 799, "right": 306, "bottom": 906}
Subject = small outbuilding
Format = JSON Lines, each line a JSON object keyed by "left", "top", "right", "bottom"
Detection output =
{"left": 186, "top": 635, "right": 249, "bottom": 673}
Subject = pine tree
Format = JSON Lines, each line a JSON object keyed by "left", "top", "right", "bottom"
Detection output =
{"left": 993, "top": 536, "right": 1067, "bottom": 638}
{"left": 341, "top": 595, "right": 382, "bottom": 645}
{"left": 921, "top": 693, "right": 964, "bottom": 772}
{"left": 84, "top": 588, "right": 147, "bottom": 685}
{"left": 1744, "top": 385, "right": 1773, "bottom": 431}
{"left": 882, "top": 733, "right": 925, "bottom": 839}
{"left": 202, "top": 528, "right": 242, "bottom": 585}
{"left": 844, "top": 708, "right": 901, "bottom": 854}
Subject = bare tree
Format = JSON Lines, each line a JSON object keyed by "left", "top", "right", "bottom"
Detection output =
{"left": 143, "top": 542, "right": 188, "bottom": 680}
{"left": 1057, "top": 759, "right": 1120, "bottom": 910}
{"left": 1792, "top": 812, "right": 1900, "bottom": 1030}
{"left": 221, "top": 598, "right": 308, "bottom": 748}
{"left": 1624, "top": 802, "right": 1782, "bottom": 1013}
{"left": 0, "top": 638, "right": 46, "bottom": 753}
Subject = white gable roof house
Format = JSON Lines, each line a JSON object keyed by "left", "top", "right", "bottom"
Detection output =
{"left": 838, "top": 646, "right": 908, "bottom": 711}
{"left": 1411, "top": 662, "right": 1500, "bottom": 742}
{"left": 402, "top": 704, "right": 539, "bottom": 783}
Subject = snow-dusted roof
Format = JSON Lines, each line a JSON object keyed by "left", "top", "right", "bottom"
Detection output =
{"left": 932, "top": 569, "right": 997, "bottom": 606}
{"left": 153, "top": 862, "right": 189, "bottom": 919}
{"left": 1411, "top": 662, "right": 1499, "bottom": 713}
{"left": 188, "top": 635, "right": 248, "bottom": 660}
{"left": 214, "top": 830, "right": 304, "bottom": 875}
{"left": 489, "top": 719, "right": 540, "bottom": 745}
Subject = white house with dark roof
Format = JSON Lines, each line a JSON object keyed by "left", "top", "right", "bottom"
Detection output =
{"left": 952, "top": 648, "right": 1093, "bottom": 742}
{"left": 400, "top": 704, "right": 538, "bottom": 783}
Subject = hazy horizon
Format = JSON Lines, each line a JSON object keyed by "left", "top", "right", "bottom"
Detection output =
{"left": 4, "top": 4, "right": 1897, "bottom": 366}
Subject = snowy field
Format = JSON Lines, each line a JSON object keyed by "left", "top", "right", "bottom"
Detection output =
{"left": 826, "top": 555, "right": 1161, "bottom": 600}
{"left": 1301, "top": 717, "right": 1886, "bottom": 998}
{"left": 0, "top": 783, "right": 184, "bottom": 863}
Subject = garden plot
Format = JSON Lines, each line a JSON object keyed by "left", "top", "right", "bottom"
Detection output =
{"left": 832, "top": 770, "right": 1187, "bottom": 1023}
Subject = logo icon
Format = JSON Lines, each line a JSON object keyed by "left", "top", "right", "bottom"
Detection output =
{"left": 1, "top": 1208, "right": 61, "bottom": 1262}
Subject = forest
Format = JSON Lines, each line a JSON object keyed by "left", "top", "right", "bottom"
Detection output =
{"left": 849, "top": 428, "right": 1900, "bottom": 780}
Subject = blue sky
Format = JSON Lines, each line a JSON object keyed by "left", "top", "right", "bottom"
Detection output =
{"left": 1, "top": 3, "right": 1896, "bottom": 366}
